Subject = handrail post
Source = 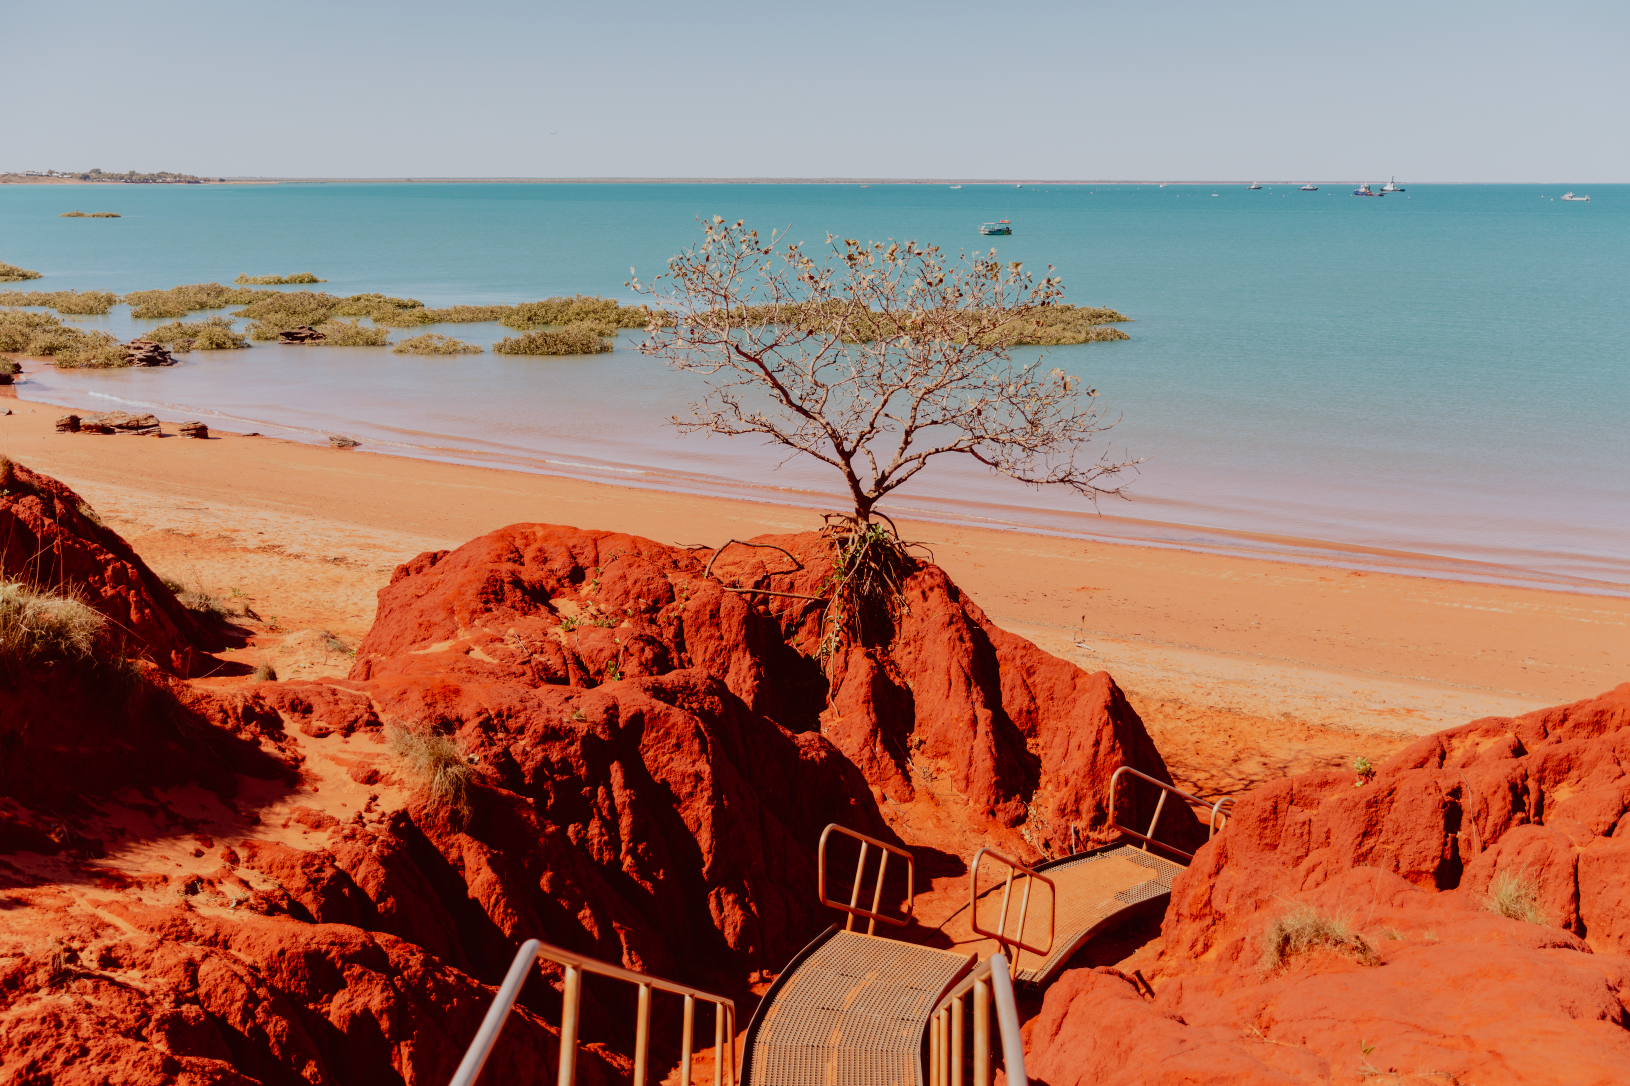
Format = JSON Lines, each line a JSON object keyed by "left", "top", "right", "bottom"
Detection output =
{"left": 714, "top": 1001, "right": 725, "bottom": 1086}
{"left": 973, "top": 977, "right": 990, "bottom": 1086}
{"left": 448, "top": 940, "right": 543, "bottom": 1086}
{"left": 726, "top": 1004, "right": 736, "bottom": 1086}
{"left": 847, "top": 842, "right": 868, "bottom": 932}
{"left": 867, "top": 850, "right": 890, "bottom": 936}
{"left": 558, "top": 964, "right": 581, "bottom": 1086}
{"left": 987, "top": 956, "right": 1028, "bottom": 1086}
{"left": 633, "top": 983, "right": 651, "bottom": 1086}
{"left": 681, "top": 994, "right": 695, "bottom": 1086}
{"left": 951, "top": 996, "right": 964, "bottom": 1086}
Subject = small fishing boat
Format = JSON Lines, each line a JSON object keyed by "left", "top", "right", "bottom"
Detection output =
{"left": 1248, "top": 182, "right": 1262, "bottom": 190}
{"left": 949, "top": 185, "right": 961, "bottom": 189}
{"left": 1352, "top": 184, "right": 1382, "bottom": 197}
{"left": 978, "top": 220, "right": 1012, "bottom": 235}
{"left": 1300, "top": 183, "right": 1318, "bottom": 191}
{"left": 1561, "top": 192, "right": 1591, "bottom": 202}
{"left": 1381, "top": 177, "right": 1405, "bottom": 192}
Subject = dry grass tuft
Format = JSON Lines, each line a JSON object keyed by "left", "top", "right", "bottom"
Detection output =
{"left": 1258, "top": 902, "right": 1381, "bottom": 972}
{"left": 140, "top": 316, "right": 249, "bottom": 351}
{"left": 316, "top": 319, "right": 391, "bottom": 346}
{"left": 160, "top": 575, "right": 230, "bottom": 619}
{"left": 250, "top": 662, "right": 277, "bottom": 682}
{"left": 234, "top": 273, "right": 325, "bottom": 285}
{"left": 0, "top": 290, "right": 119, "bottom": 315}
{"left": 0, "top": 262, "right": 43, "bottom": 283}
{"left": 388, "top": 725, "right": 476, "bottom": 825}
{"left": 1483, "top": 870, "right": 1549, "bottom": 925}
{"left": 126, "top": 283, "right": 263, "bottom": 319}
{"left": 493, "top": 322, "right": 616, "bottom": 356}
{"left": 0, "top": 581, "right": 105, "bottom": 679}
{"left": 392, "top": 332, "right": 483, "bottom": 355}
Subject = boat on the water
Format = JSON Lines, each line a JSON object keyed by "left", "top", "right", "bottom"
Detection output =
{"left": 1382, "top": 177, "right": 1405, "bottom": 192}
{"left": 1248, "top": 182, "right": 1262, "bottom": 190}
{"left": 978, "top": 220, "right": 1012, "bottom": 235}
{"left": 1353, "top": 184, "right": 1382, "bottom": 197}
{"left": 1562, "top": 192, "right": 1591, "bottom": 202}
{"left": 949, "top": 185, "right": 961, "bottom": 189}
{"left": 1300, "top": 183, "right": 1318, "bottom": 191}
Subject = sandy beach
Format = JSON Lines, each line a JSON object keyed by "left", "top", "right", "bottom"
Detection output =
{"left": 3, "top": 391, "right": 1625, "bottom": 796}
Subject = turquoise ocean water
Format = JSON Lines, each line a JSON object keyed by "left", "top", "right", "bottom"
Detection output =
{"left": 2, "top": 182, "right": 1625, "bottom": 590}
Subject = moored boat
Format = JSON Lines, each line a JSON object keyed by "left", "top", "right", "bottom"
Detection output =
{"left": 1300, "top": 182, "right": 1318, "bottom": 191}
{"left": 978, "top": 220, "right": 1012, "bottom": 235}
{"left": 1561, "top": 192, "right": 1591, "bottom": 202}
{"left": 1353, "top": 184, "right": 1382, "bottom": 196}
{"left": 1248, "top": 182, "right": 1262, "bottom": 190}
{"left": 1382, "top": 177, "right": 1405, "bottom": 192}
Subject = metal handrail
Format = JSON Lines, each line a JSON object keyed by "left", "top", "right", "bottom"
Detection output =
{"left": 817, "top": 823, "right": 915, "bottom": 933}
{"left": 448, "top": 938, "right": 736, "bottom": 1086}
{"left": 1107, "top": 766, "right": 1229, "bottom": 862}
{"left": 968, "top": 848, "right": 1055, "bottom": 959}
{"left": 927, "top": 953, "right": 1028, "bottom": 1086}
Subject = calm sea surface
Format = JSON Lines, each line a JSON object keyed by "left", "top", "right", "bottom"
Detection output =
{"left": 3, "top": 182, "right": 1626, "bottom": 590}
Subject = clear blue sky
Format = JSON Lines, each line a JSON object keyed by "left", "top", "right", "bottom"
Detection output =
{"left": 4, "top": 0, "right": 1624, "bottom": 181}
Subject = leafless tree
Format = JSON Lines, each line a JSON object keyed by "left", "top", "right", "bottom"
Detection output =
{"left": 632, "top": 218, "right": 1133, "bottom": 530}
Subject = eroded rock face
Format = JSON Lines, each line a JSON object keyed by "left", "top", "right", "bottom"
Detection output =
{"left": 352, "top": 525, "right": 1197, "bottom": 859}
{"left": 1024, "top": 683, "right": 1630, "bottom": 1084}
{"left": 0, "top": 459, "right": 214, "bottom": 673}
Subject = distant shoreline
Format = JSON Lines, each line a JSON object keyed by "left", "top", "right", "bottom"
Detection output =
{"left": 3, "top": 176, "right": 1614, "bottom": 187}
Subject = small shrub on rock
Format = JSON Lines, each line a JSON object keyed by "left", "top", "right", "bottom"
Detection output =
{"left": 388, "top": 725, "right": 475, "bottom": 825}
{"left": 1258, "top": 902, "right": 1380, "bottom": 972}
{"left": 1483, "top": 870, "right": 1548, "bottom": 925}
{"left": 0, "top": 262, "right": 42, "bottom": 282}
{"left": 0, "top": 581, "right": 105, "bottom": 681}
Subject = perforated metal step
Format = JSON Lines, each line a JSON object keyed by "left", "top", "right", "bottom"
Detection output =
{"left": 745, "top": 929, "right": 975, "bottom": 1086}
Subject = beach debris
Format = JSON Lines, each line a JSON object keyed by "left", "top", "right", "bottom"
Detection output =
{"left": 278, "top": 326, "right": 326, "bottom": 344}
{"left": 80, "top": 411, "right": 160, "bottom": 436}
{"left": 328, "top": 434, "right": 360, "bottom": 449}
{"left": 178, "top": 420, "right": 209, "bottom": 439}
{"left": 55, "top": 414, "right": 81, "bottom": 433}
{"left": 124, "top": 339, "right": 177, "bottom": 367}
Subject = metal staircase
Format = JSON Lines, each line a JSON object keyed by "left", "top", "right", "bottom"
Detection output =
{"left": 449, "top": 771, "right": 1228, "bottom": 1086}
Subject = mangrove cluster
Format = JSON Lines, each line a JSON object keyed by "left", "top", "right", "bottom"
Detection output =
{"left": 60, "top": 211, "right": 121, "bottom": 218}
{"left": 234, "top": 273, "right": 325, "bottom": 285}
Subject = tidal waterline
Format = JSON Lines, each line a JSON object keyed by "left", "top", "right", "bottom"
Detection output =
{"left": 5, "top": 181, "right": 1626, "bottom": 588}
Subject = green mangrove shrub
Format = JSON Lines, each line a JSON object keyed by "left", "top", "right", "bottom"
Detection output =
{"left": 316, "top": 319, "right": 391, "bottom": 346}
{"left": 493, "top": 322, "right": 616, "bottom": 355}
{"left": 392, "top": 332, "right": 482, "bottom": 355}
{"left": 234, "top": 272, "right": 325, "bottom": 285}
{"left": 60, "top": 211, "right": 121, "bottom": 218}
{"left": 141, "top": 316, "right": 249, "bottom": 351}
{"left": 126, "top": 283, "right": 264, "bottom": 319}
{"left": 0, "top": 290, "right": 118, "bottom": 315}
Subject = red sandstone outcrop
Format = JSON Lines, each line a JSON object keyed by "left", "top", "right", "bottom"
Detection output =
{"left": 352, "top": 525, "right": 1196, "bottom": 859}
{"left": 0, "top": 460, "right": 215, "bottom": 673}
{"left": 1024, "top": 683, "right": 1630, "bottom": 1084}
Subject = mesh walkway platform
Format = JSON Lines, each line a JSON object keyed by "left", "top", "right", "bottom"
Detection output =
{"left": 743, "top": 928, "right": 975, "bottom": 1086}
{"left": 1009, "top": 845, "right": 1185, "bottom": 984}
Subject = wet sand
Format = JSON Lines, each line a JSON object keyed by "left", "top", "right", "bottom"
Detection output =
{"left": 3, "top": 395, "right": 1625, "bottom": 795}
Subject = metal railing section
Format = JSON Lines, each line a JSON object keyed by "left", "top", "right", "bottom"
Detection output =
{"left": 927, "top": 953, "right": 1029, "bottom": 1086}
{"left": 968, "top": 848, "right": 1055, "bottom": 959}
{"left": 817, "top": 823, "right": 916, "bottom": 934}
{"left": 448, "top": 938, "right": 737, "bottom": 1086}
{"left": 1108, "top": 766, "right": 1231, "bottom": 862}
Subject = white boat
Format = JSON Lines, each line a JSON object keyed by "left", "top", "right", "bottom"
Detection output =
{"left": 949, "top": 185, "right": 961, "bottom": 189}
{"left": 1561, "top": 192, "right": 1591, "bottom": 202}
{"left": 1247, "top": 182, "right": 1262, "bottom": 190}
{"left": 1300, "top": 183, "right": 1318, "bottom": 191}
{"left": 1381, "top": 177, "right": 1405, "bottom": 192}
